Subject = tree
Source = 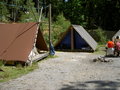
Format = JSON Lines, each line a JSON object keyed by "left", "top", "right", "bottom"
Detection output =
{"left": 44, "top": 0, "right": 64, "bottom": 21}
{"left": 63, "top": 0, "right": 85, "bottom": 25}
{"left": 7, "top": 0, "right": 25, "bottom": 22}
{"left": 19, "top": 0, "right": 39, "bottom": 22}
{"left": 0, "top": 1, "right": 10, "bottom": 22}
{"left": 93, "top": 0, "right": 120, "bottom": 30}
{"left": 63, "top": 0, "right": 120, "bottom": 30}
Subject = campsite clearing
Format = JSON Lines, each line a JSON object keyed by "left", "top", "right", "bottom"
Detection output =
{"left": 0, "top": 52, "right": 120, "bottom": 90}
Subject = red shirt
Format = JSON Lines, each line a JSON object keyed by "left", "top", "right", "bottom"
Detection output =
{"left": 107, "top": 41, "right": 114, "bottom": 48}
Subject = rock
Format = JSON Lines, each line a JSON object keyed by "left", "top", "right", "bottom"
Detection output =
{"left": 93, "top": 56, "right": 113, "bottom": 62}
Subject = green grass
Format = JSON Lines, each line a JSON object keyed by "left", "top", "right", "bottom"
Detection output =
{"left": 94, "top": 44, "right": 106, "bottom": 55}
{"left": 0, "top": 55, "right": 58, "bottom": 83}
{"left": 0, "top": 62, "right": 38, "bottom": 82}
{"left": 44, "top": 55, "right": 58, "bottom": 60}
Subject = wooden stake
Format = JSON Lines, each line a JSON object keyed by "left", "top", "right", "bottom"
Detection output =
{"left": 71, "top": 28, "right": 74, "bottom": 50}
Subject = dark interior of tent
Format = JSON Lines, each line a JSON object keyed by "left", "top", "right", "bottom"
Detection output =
{"left": 55, "top": 29, "right": 92, "bottom": 51}
{"left": 36, "top": 29, "right": 48, "bottom": 51}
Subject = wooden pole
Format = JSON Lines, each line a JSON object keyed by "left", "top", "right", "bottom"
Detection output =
{"left": 38, "top": 7, "right": 43, "bottom": 23}
{"left": 49, "top": 4, "right": 51, "bottom": 52}
{"left": 71, "top": 28, "right": 74, "bottom": 50}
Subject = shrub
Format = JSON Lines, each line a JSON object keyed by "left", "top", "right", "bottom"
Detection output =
{"left": 89, "top": 28, "right": 108, "bottom": 44}
{"left": 41, "top": 14, "right": 71, "bottom": 46}
{"left": 52, "top": 13, "right": 71, "bottom": 45}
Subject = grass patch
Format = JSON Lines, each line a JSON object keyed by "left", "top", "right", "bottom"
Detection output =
{"left": 89, "top": 28, "right": 108, "bottom": 44}
{"left": 0, "top": 55, "right": 58, "bottom": 83}
{"left": 0, "top": 62, "right": 38, "bottom": 82}
{"left": 44, "top": 55, "right": 58, "bottom": 60}
{"left": 94, "top": 44, "right": 106, "bottom": 55}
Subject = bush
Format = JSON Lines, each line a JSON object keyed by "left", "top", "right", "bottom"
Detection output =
{"left": 89, "top": 28, "right": 108, "bottom": 44}
{"left": 40, "top": 14, "right": 71, "bottom": 46}
{"left": 52, "top": 14, "right": 71, "bottom": 45}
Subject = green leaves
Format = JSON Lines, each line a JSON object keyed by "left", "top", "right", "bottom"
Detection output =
{"left": 52, "top": 14, "right": 71, "bottom": 44}
{"left": 63, "top": 0, "right": 85, "bottom": 25}
{"left": 0, "top": 0, "right": 120, "bottom": 30}
{"left": 19, "top": 0, "right": 39, "bottom": 22}
{"left": 0, "top": 1, "right": 10, "bottom": 22}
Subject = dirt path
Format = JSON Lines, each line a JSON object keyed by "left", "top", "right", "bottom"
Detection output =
{"left": 0, "top": 52, "right": 120, "bottom": 90}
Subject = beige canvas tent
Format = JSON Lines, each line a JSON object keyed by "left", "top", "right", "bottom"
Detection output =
{"left": 0, "top": 22, "right": 48, "bottom": 64}
{"left": 55, "top": 25, "right": 97, "bottom": 52}
{"left": 112, "top": 30, "right": 120, "bottom": 40}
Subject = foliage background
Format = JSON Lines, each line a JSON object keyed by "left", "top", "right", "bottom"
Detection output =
{"left": 0, "top": 0, "right": 120, "bottom": 44}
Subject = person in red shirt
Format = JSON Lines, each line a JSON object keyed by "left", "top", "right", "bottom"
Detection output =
{"left": 107, "top": 41, "right": 114, "bottom": 48}
{"left": 106, "top": 40, "right": 115, "bottom": 56}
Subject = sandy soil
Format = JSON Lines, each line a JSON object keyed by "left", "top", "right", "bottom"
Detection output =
{"left": 0, "top": 52, "right": 120, "bottom": 90}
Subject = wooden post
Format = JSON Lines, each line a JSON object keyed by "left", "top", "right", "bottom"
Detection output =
{"left": 49, "top": 4, "right": 51, "bottom": 52}
{"left": 71, "top": 28, "right": 74, "bottom": 50}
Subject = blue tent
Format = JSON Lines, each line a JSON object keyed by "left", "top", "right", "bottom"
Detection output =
{"left": 54, "top": 25, "right": 97, "bottom": 52}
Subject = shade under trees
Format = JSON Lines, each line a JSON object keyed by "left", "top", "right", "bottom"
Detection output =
{"left": 63, "top": 0, "right": 120, "bottom": 31}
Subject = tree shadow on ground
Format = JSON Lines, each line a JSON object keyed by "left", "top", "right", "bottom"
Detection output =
{"left": 60, "top": 80, "right": 120, "bottom": 90}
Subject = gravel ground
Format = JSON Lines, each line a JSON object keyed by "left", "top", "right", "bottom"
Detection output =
{"left": 0, "top": 52, "right": 120, "bottom": 90}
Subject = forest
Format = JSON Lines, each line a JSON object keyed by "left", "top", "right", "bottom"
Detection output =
{"left": 0, "top": 0, "right": 120, "bottom": 30}
{"left": 0, "top": 0, "right": 120, "bottom": 44}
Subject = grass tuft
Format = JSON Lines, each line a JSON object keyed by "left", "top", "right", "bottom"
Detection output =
{"left": 0, "top": 62, "right": 38, "bottom": 82}
{"left": 94, "top": 44, "right": 106, "bottom": 55}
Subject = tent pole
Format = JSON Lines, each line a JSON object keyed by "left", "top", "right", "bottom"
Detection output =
{"left": 49, "top": 4, "right": 51, "bottom": 53}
